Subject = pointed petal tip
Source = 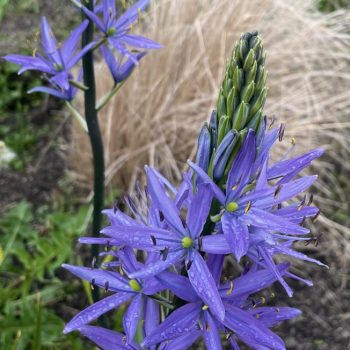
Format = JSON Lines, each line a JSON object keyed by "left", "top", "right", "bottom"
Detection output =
{"left": 62, "top": 325, "right": 72, "bottom": 334}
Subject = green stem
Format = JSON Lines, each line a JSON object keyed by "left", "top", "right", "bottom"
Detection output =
{"left": 96, "top": 82, "right": 124, "bottom": 111}
{"left": 82, "top": 0, "right": 104, "bottom": 304}
{"left": 151, "top": 294, "right": 174, "bottom": 310}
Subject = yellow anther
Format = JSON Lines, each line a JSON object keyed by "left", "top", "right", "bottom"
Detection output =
{"left": 244, "top": 201, "right": 252, "bottom": 214}
{"left": 32, "top": 48, "right": 38, "bottom": 57}
{"left": 226, "top": 281, "right": 234, "bottom": 296}
{"left": 291, "top": 137, "right": 296, "bottom": 145}
{"left": 225, "top": 331, "right": 233, "bottom": 340}
{"left": 202, "top": 305, "right": 209, "bottom": 310}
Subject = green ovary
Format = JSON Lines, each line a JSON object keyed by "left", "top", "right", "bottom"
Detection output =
{"left": 182, "top": 236, "right": 193, "bottom": 249}
{"left": 226, "top": 201, "right": 239, "bottom": 212}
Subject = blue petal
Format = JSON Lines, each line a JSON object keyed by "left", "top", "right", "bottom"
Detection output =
{"left": 213, "top": 130, "right": 237, "bottom": 181}
{"left": 257, "top": 246, "right": 293, "bottom": 297}
{"left": 224, "top": 304, "right": 286, "bottom": 350}
{"left": 201, "top": 234, "right": 231, "bottom": 254}
{"left": 122, "top": 34, "right": 163, "bottom": 50}
{"left": 222, "top": 214, "right": 249, "bottom": 262}
{"left": 220, "top": 262, "right": 290, "bottom": 299}
{"left": 268, "top": 148, "right": 324, "bottom": 180}
{"left": 64, "top": 292, "right": 132, "bottom": 333}
{"left": 195, "top": 124, "right": 212, "bottom": 173}
{"left": 103, "top": 0, "right": 117, "bottom": 25}
{"left": 187, "top": 250, "right": 225, "bottom": 321}
{"left": 40, "top": 17, "right": 57, "bottom": 55}
{"left": 129, "top": 250, "right": 184, "bottom": 279}
{"left": 273, "top": 205, "right": 319, "bottom": 224}
{"left": 3, "top": 55, "right": 52, "bottom": 74}
{"left": 143, "top": 298, "right": 160, "bottom": 338}
{"left": 274, "top": 245, "right": 328, "bottom": 267}
{"left": 227, "top": 129, "right": 256, "bottom": 198}
{"left": 62, "top": 264, "right": 132, "bottom": 292}
{"left": 50, "top": 71, "right": 70, "bottom": 90}
{"left": 156, "top": 271, "right": 198, "bottom": 302}
{"left": 67, "top": 41, "right": 96, "bottom": 69}
{"left": 61, "top": 20, "right": 89, "bottom": 61}
{"left": 117, "top": 247, "right": 142, "bottom": 273}
{"left": 203, "top": 311, "right": 222, "bottom": 350}
{"left": 207, "top": 254, "right": 224, "bottom": 285}
{"left": 246, "top": 208, "right": 310, "bottom": 235}
{"left": 79, "top": 237, "right": 120, "bottom": 246}
{"left": 102, "top": 208, "right": 138, "bottom": 226}
{"left": 101, "top": 225, "right": 178, "bottom": 251}
{"left": 123, "top": 294, "right": 143, "bottom": 342}
{"left": 82, "top": 5, "right": 106, "bottom": 32}
{"left": 249, "top": 307, "right": 301, "bottom": 328}
{"left": 188, "top": 160, "right": 226, "bottom": 204}
{"left": 253, "top": 176, "right": 317, "bottom": 209}
{"left": 142, "top": 302, "right": 200, "bottom": 346}
{"left": 146, "top": 166, "right": 185, "bottom": 235}
{"left": 115, "top": 0, "right": 150, "bottom": 29}
{"left": 253, "top": 127, "right": 279, "bottom": 174}
{"left": 28, "top": 86, "right": 69, "bottom": 100}
{"left": 161, "top": 329, "right": 201, "bottom": 350}
{"left": 78, "top": 325, "right": 139, "bottom": 350}
{"left": 187, "top": 183, "right": 213, "bottom": 238}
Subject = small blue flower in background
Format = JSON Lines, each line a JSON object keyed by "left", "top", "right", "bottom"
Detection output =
{"left": 83, "top": 0, "right": 162, "bottom": 83}
{"left": 3, "top": 17, "right": 94, "bottom": 100}
{"left": 83, "top": 0, "right": 162, "bottom": 57}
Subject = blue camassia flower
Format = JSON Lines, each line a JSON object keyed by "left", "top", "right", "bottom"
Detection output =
{"left": 63, "top": 246, "right": 162, "bottom": 343}
{"left": 190, "top": 126, "right": 326, "bottom": 296}
{"left": 4, "top": 17, "right": 94, "bottom": 100}
{"left": 143, "top": 257, "right": 300, "bottom": 350}
{"left": 63, "top": 251, "right": 300, "bottom": 350}
{"left": 83, "top": 0, "right": 162, "bottom": 82}
{"left": 81, "top": 166, "right": 227, "bottom": 321}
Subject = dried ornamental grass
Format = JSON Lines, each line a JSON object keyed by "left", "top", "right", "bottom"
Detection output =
{"left": 67, "top": 0, "right": 350, "bottom": 241}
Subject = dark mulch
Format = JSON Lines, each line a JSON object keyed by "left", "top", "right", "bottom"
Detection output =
{"left": 277, "top": 251, "right": 350, "bottom": 349}
{"left": 0, "top": 97, "right": 69, "bottom": 210}
{"left": 0, "top": 1, "right": 76, "bottom": 56}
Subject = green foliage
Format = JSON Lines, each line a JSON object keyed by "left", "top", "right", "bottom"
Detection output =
{"left": 317, "top": 0, "right": 350, "bottom": 12}
{"left": 0, "top": 201, "right": 93, "bottom": 349}
{"left": 0, "top": 0, "right": 9, "bottom": 21}
{"left": 0, "top": 61, "right": 48, "bottom": 170}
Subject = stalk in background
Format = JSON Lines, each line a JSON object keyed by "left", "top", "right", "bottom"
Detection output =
{"left": 81, "top": 0, "right": 104, "bottom": 304}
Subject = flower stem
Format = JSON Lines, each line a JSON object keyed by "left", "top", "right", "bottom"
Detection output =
{"left": 96, "top": 82, "right": 124, "bottom": 111}
{"left": 150, "top": 294, "right": 174, "bottom": 310}
{"left": 82, "top": 0, "right": 104, "bottom": 305}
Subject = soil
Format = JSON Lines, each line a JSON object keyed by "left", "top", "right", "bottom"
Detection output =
{"left": 0, "top": 2, "right": 349, "bottom": 350}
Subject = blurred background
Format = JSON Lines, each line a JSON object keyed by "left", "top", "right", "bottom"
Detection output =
{"left": 0, "top": 0, "right": 349, "bottom": 349}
